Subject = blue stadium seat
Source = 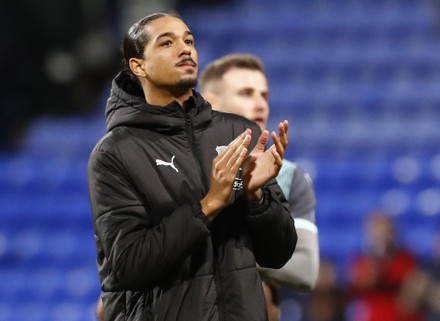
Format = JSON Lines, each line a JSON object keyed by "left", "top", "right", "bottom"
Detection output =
{"left": 2, "top": 0, "right": 440, "bottom": 319}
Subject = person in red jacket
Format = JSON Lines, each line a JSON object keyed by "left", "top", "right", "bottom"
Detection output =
{"left": 346, "top": 211, "right": 424, "bottom": 321}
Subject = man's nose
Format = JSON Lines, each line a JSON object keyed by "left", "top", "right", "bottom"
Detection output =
{"left": 179, "top": 41, "right": 192, "bottom": 56}
{"left": 255, "top": 95, "right": 269, "bottom": 110}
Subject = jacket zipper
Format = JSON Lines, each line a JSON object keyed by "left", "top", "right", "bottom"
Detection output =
{"left": 184, "top": 111, "right": 225, "bottom": 320}
{"left": 184, "top": 112, "right": 209, "bottom": 191}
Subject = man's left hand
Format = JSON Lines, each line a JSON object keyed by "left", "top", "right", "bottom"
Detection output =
{"left": 242, "top": 120, "right": 289, "bottom": 201}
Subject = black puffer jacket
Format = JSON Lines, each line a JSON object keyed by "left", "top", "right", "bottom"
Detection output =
{"left": 88, "top": 71, "right": 297, "bottom": 321}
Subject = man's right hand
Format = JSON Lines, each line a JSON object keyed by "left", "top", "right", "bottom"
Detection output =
{"left": 200, "top": 129, "right": 252, "bottom": 220}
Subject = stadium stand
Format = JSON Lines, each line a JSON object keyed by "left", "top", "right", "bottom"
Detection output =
{"left": 1, "top": 0, "right": 440, "bottom": 319}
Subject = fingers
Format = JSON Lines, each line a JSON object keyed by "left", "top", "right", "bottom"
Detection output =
{"left": 217, "top": 129, "right": 251, "bottom": 169}
{"left": 270, "top": 120, "right": 289, "bottom": 159}
{"left": 230, "top": 128, "right": 251, "bottom": 146}
{"left": 228, "top": 146, "right": 248, "bottom": 173}
{"left": 226, "top": 130, "right": 251, "bottom": 158}
{"left": 253, "top": 130, "right": 269, "bottom": 153}
{"left": 206, "top": 129, "right": 253, "bottom": 216}
{"left": 270, "top": 131, "right": 284, "bottom": 160}
{"left": 278, "top": 120, "right": 288, "bottom": 148}
{"left": 271, "top": 146, "right": 283, "bottom": 167}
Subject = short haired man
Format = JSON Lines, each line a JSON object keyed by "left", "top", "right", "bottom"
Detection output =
{"left": 88, "top": 13, "right": 297, "bottom": 321}
{"left": 200, "top": 54, "right": 319, "bottom": 321}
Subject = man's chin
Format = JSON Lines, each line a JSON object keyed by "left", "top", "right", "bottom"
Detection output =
{"left": 177, "top": 77, "right": 198, "bottom": 90}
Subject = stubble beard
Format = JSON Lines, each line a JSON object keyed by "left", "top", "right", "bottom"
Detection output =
{"left": 177, "top": 77, "right": 198, "bottom": 90}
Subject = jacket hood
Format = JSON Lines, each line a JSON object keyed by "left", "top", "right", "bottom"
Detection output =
{"left": 105, "top": 70, "right": 211, "bottom": 133}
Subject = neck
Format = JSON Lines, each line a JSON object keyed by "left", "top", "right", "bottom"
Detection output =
{"left": 142, "top": 83, "right": 194, "bottom": 107}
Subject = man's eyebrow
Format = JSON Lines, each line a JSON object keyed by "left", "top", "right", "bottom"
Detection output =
{"left": 155, "top": 30, "right": 193, "bottom": 42}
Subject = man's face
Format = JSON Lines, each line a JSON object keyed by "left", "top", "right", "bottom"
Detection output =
{"left": 215, "top": 68, "right": 269, "bottom": 130}
{"left": 366, "top": 215, "right": 395, "bottom": 257}
{"left": 141, "top": 16, "right": 198, "bottom": 90}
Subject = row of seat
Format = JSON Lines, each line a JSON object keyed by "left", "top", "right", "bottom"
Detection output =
{"left": 3, "top": 93, "right": 439, "bottom": 157}
{"left": 188, "top": 0, "right": 434, "bottom": 29}
{"left": 1, "top": 155, "right": 439, "bottom": 193}
{"left": 1, "top": 0, "right": 439, "bottom": 319}
{"left": 0, "top": 302, "right": 98, "bottom": 321}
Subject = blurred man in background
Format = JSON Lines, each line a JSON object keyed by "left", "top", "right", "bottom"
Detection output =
{"left": 200, "top": 54, "right": 319, "bottom": 321}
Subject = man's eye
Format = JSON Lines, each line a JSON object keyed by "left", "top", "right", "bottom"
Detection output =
{"left": 185, "top": 39, "right": 194, "bottom": 45}
{"left": 240, "top": 90, "right": 253, "bottom": 97}
{"left": 161, "top": 40, "right": 172, "bottom": 47}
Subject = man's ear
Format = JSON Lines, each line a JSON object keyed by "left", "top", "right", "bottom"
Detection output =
{"left": 129, "top": 58, "right": 146, "bottom": 77}
{"left": 202, "top": 92, "right": 219, "bottom": 110}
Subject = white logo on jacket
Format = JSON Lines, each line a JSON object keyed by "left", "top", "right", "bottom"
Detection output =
{"left": 156, "top": 155, "right": 179, "bottom": 172}
{"left": 216, "top": 145, "right": 227, "bottom": 155}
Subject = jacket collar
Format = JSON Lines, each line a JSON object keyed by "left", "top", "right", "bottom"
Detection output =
{"left": 105, "top": 70, "right": 212, "bottom": 134}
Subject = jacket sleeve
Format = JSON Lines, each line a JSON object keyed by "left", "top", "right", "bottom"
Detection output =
{"left": 242, "top": 179, "right": 297, "bottom": 269}
{"left": 259, "top": 165, "right": 319, "bottom": 290}
{"left": 258, "top": 229, "right": 319, "bottom": 290}
{"left": 88, "top": 148, "right": 211, "bottom": 290}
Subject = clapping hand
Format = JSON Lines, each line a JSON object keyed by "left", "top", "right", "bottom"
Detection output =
{"left": 201, "top": 129, "right": 252, "bottom": 220}
{"left": 242, "top": 120, "right": 289, "bottom": 201}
